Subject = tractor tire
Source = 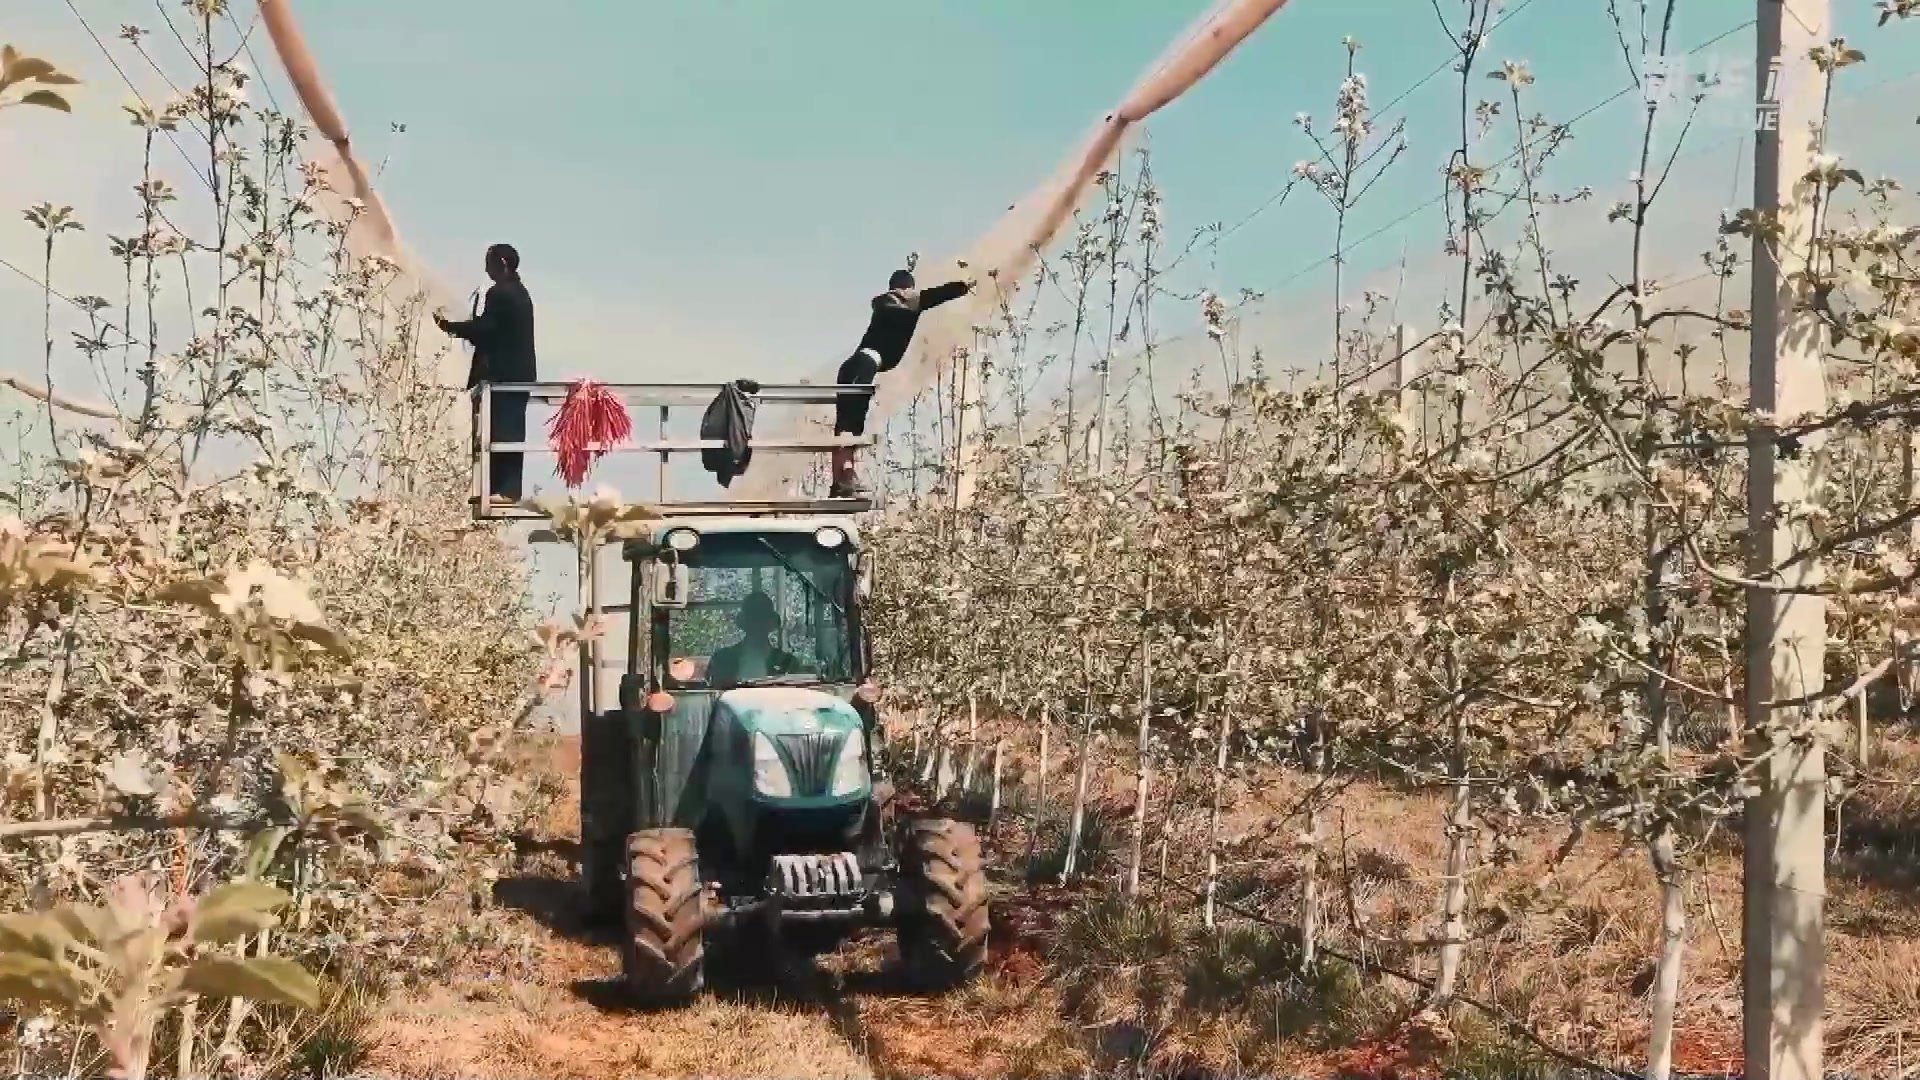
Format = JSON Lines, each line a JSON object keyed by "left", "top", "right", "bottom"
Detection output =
{"left": 622, "top": 828, "right": 705, "bottom": 1002}
{"left": 895, "top": 818, "right": 989, "bottom": 991}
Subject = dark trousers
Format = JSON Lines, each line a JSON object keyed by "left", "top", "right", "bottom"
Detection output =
{"left": 473, "top": 389, "right": 529, "bottom": 499}
{"left": 833, "top": 349, "right": 879, "bottom": 435}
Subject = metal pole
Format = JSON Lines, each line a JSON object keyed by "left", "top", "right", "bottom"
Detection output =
{"left": 477, "top": 383, "right": 493, "bottom": 513}
{"left": 658, "top": 404, "right": 669, "bottom": 502}
{"left": 1742, "top": 4, "right": 1829, "bottom": 1078}
{"left": 580, "top": 536, "right": 600, "bottom": 719}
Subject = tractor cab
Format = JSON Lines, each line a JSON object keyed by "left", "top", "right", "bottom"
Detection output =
{"left": 615, "top": 516, "right": 881, "bottom": 896}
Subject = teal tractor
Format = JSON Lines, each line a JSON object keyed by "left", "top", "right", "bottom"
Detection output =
{"left": 579, "top": 515, "right": 989, "bottom": 1001}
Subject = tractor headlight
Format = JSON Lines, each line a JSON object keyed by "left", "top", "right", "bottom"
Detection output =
{"left": 830, "top": 732, "right": 868, "bottom": 796}
{"left": 814, "top": 526, "right": 846, "bottom": 550}
{"left": 663, "top": 528, "right": 699, "bottom": 553}
{"left": 751, "top": 732, "right": 792, "bottom": 797}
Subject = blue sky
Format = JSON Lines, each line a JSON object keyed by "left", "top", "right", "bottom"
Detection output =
{"left": 274, "top": 0, "right": 1919, "bottom": 374}
{"left": 8, "top": 1, "right": 1917, "bottom": 388}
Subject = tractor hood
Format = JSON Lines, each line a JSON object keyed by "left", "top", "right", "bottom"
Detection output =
{"left": 713, "top": 686, "right": 868, "bottom": 805}
{"left": 715, "top": 686, "right": 862, "bottom": 736}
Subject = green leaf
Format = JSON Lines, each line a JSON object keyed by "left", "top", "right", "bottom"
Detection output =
{"left": 33, "top": 72, "right": 79, "bottom": 86}
{"left": 156, "top": 576, "right": 223, "bottom": 609}
{"left": 274, "top": 753, "right": 311, "bottom": 788}
{"left": 0, "top": 954, "right": 85, "bottom": 1009}
{"left": 191, "top": 881, "right": 289, "bottom": 945}
{"left": 50, "top": 905, "right": 109, "bottom": 949}
{"left": 288, "top": 620, "right": 351, "bottom": 656}
{"left": 181, "top": 955, "right": 319, "bottom": 1009}
{"left": 0, "top": 913, "right": 72, "bottom": 960}
{"left": 243, "top": 827, "right": 293, "bottom": 879}
{"left": 6, "top": 57, "right": 57, "bottom": 83}
{"left": 18, "top": 90, "right": 70, "bottom": 114}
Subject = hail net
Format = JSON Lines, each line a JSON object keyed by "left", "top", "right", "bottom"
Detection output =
{"left": 730, "top": 0, "right": 1295, "bottom": 499}
{"left": 255, "top": 0, "right": 1294, "bottom": 500}
{"left": 256, "top": 0, "right": 463, "bottom": 416}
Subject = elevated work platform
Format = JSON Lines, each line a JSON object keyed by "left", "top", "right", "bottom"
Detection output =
{"left": 470, "top": 381, "right": 874, "bottom": 522}
{"left": 510, "top": 496, "right": 875, "bottom": 530}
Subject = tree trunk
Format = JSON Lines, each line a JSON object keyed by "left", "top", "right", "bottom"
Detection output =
{"left": 1302, "top": 800, "right": 1322, "bottom": 971}
{"left": 918, "top": 709, "right": 939, "bottom": 785}
{"left": 1063, "top": 642, "right": 1097, "bottom": 878}
{"left": 1128, "top": 616, "right": 1154, "bottom": 897}
{"left": 1646, "top": 821, "right": 1687, "bottom": 1080}
{"left": 933, "top": 741, "right": 954, "bottom": 804}
{"left": 176, "top": 1001, "right": 197, "bottom": 1080}
{"left": 961, "top": 692, "right": 979, "bottom": 792}
{"left": 34, "top": 627, "right": 76, "bottom": 818}
{"left": 988, "top": 740, "right": 1004, "bottom": 835}
{"left": 1029, "top": 701, "right": 1051, "bottom": 864}
{"left": 1204, "top": 702, "right": 1233, "bottom": 931}
{"left": 1435, "top": 710, "right": 1470, "bottom": 1001}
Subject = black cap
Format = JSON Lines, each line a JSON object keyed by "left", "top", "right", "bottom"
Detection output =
{"left": 888, "top": 269, "right": 914, "bottom": 291}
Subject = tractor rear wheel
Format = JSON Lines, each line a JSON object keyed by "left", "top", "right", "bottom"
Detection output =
{"left": 622, "top": 828, "right": 705, "bottom": 1002}
{"left": 895, "top": 818, "right": 989, "bottom": 990}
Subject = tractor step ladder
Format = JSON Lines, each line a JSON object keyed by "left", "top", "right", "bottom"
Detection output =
{"left": 470, "top": 381, "right": 876, "bottom": 521}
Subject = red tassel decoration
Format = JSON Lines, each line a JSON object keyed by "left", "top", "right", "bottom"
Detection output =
{"left": 547, "top": 379, "right": 632, "bottom": 487}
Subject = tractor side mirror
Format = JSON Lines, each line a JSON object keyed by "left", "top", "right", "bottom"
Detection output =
{"left": 855, "top": 551, "right": 873, "bottom": 602}
{"left": 652, "top": 558, "right": 690, "bottom": 609}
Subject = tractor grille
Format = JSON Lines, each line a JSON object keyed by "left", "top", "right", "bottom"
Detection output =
{"left": 777, "top": 732, "right": 844, "bottom": 797}
{"left": 767, "top": 852, "right": 864, "bottom": 898}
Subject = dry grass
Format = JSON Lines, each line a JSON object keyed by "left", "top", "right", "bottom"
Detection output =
{"left": 352, "top": 725, "right": 1920, "bottom": 1079}
{"left": 370, "top": 987, "right": 878, "bottom": 1080}
{"left": 1829, "top": 936, "right": 1920, "bottom": 1079}
{"left": 917, "top": 708, "right": 1920, "bottom": 1077}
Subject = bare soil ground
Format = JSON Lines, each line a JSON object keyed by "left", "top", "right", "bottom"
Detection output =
{"left": 362, "top": 736, "right": 1082, "bottom": 1080}
{"left": 362, "top": 732, "right": 1920, "bottom": 1079}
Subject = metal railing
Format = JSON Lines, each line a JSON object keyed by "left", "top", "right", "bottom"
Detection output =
{"left": 471, "top": 381, "right": 875, "bottom": 520}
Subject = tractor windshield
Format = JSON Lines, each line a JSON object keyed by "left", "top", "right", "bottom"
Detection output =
{"left": 660, "top": 532, "right": 856, "bottom": 691}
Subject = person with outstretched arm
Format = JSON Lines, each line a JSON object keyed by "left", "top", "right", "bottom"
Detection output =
{"left": 830, "top": 268, "right": 974, "bottom": 498}
{"left": 436, "top": 243, "right": 537, "bottom": 507}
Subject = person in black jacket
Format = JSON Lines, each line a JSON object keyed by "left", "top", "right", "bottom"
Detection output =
{"left": 437, "top": 243, "right": 537, "bottom": 506}
{"left": 830, "top": 268, "right": 973, "bottom": 498}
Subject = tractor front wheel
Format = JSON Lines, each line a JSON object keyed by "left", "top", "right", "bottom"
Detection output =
{"left": 895, "top": 818, "right": 989, "bottom": 990}
{"left": 622, "top": 828, "right": 705, "bottom": 1003}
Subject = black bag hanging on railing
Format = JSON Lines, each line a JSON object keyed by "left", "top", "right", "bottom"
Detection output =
{"left": 699, "top": 379, "right": 761, "bottom": 487}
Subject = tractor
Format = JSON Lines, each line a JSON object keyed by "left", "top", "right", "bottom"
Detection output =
{"left": 575, "top": 514, "right": 990, "bottom": 1001}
